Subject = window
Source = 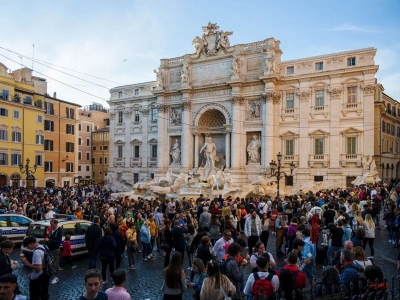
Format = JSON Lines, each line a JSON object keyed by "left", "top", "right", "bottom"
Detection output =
{"left": 44, "top": 102, "right": 54, "bottom": 115}
{"left": 10, "top": 216, "right": 30, "bottom": 226}
{"left": 0, "top": 108, "right": 8, "bottom": 117}
{"left": 78, "top": 166, "right": 81, "bottom": 171}
{"left": 135, "top": 89, "right": 139, "bottom": 95}
{"left": 37, "top": 115, "right": 43, "bottom": 123}
{"left": 135, "top": 110, "right": 140, "bottom": 122}
{"left": 347, "top": 86, "right": 357, "bottom": 103}
{"left": 45, "top": 161, "right": 52, "bottom": 172}
{"left": 315, "top": 138, "right": 324, "bottom": 154}
{"left": 287, "top": 66, "right": 294, "bottom": 74}
{"left": 151, "top": 108, "right": 158, "bottom": 121}
{"left": 382, "top": 120, "right": 386, "bottom": 133}
{"left": 100, "top": 157, "right": 103, "bottom": 164}
{"left": 315, "top": 62, "right": 323, "bottom": 71}
{"left": 13, "top": 110, "right": 20, "bottom": 119}
{"left": 24, "top": 96, "right": 32, "bottom": 104}
{"left": 0, "top": 153, "right": 8, "bottom": 165}
{"left": 35, "top": 155, "right": 43, "bottom": 166}
{"left": 0, "top": 130, "right": 8, "bottom": 141}
{"left": 66, "top": 107, "right": 74, "bottom": 119}
{"left": 100, "top": 146, "right": 103, "bottom": 150}
{"left": 134, "top": 146, "right": 140, "bottom": 158}
{"left": 397, "top": 127, "right": 400, "bottom": 138}
{"left": 104, "top": 146, "right": 108, "bottom": 150}
{"left": 392, "top": 124, "right": 395, "bottom": 136}
{"left": 104, "top": 157, "right": 107, "bottom": 164}
{"left": 44, "top": 120, "right": 54, "bottom": 131}
{"left": 314, "top": 176, "right": 324, "bottom": 182}
{"left": 66, "top": 142, "right": 74, "bottom": 152}
{"left": 12, "top": 132, "right": 21, "bottom": 142}
{"left": 92, "top": 158, "right": 95, "bottom": 164}
{"left": 92, "top": 146, "right": 96, "bottom": 151}
{"left": 44, "top": 140, "right": 53, "bottom": 151}
{"left": 66, "top": 124, "right": 74, "bottom": 134}
{"left": 86, "top": 125, "right": 90, "bottom": 132}
{"left": 134, "top": 173, "right": 139, "bottom": 183}
{"left": 66, "top": 162, "right": 73, "bottom": 172}
{"left": 36, "top": 135, "right": 44, "bottom": 145}
{"left": 398, "top": 108, "right": 400, "bottom": 118}
{"left": 86, "top": 152, "right": 90, "bottom": 160}
{"left": 151, "top": 145, "right": 157, "bottom": 158}
{"left": 285, "top": 176, "right": 293, "bottom": 186}
{"left": 11, "top": 154, "right": 21, "bottom": 165}
{"left": 1, "top": 89, "right": 9, "bottom": 100}
{"left": 78, "top": 152, "right": 82, "bottom": 160}
{"left": 118, "top": 92, "right": 122, "bottom": 98}
{"left": 117, "top": 146, "right": 123, "bottom": 158}
{"left": 78, "top": 137, "right": 82, "bottom": 146}
{"left": 347, "top": 57, "right": 356, "bottom": 66}
{"left": 387, "top": 123, "right": 390, "bottom": 133}
{"left": 286, "top": 93, "right": 294, "bottom": 109}
{"left": 105, "top": 133, "right": 108, "bottom": 139}
{"left": 78, "top": 124, "right": 82, "bottom": 131}
{"left": 285, "top": 140, "right": 294, "bottom": 155}
{"left": 347, "top": 137, "right": 357, "bottom": 154}
{"left": 100, "top": 133, "right": 103, "bottom": 139}
{"left": 86, "top": 138, "right": 90, "bottom": 146}
{"left": 387, "top": 103, "right": 392, "bottom": 114}
{"left": 86, "top": 166, "right": 90, "bottom": 171}
{"left": 315, "top": 90, "right": 324, "bottom": 106}
{"left": 118, "top": 111, "right": 123, "bottom": 124}
{"left": 92, "top": 134, "right": 96, "bottom": 140}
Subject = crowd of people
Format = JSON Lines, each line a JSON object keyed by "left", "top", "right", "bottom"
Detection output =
{"left": 0, "top": 182, "right": 399, "bottom": 299}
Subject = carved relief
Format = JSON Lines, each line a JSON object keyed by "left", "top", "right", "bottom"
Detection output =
{"left": 192, "top": 89, "right": 231, "bottom": 99}
{"left": 124, "top": 109, "right": 131, "bottom": 116}
{"left": 328, "top": 88, "right": 342, "bottom": 99}
{"left": 181, "top": 63, "right": 190, "bottom": 85}
{"left": 109, "top": 111, "right": 116, "bottom": 120}
{"left": 170, "top": 72, "right": 180, "bottom": 83}
{"left": 327, "top": 57, "right": 343, "bottom": 65}
{"left": 297, "top": 91, "right": 311, "bottom": 102}
{"left": 231, "top": 96, "right": 244, "bottom": 105}
{"left": 262, "top": 92, "right": 280, "bottom": 102}
{"left": 140, "top": 108, "right": 150, "bottom": 116}
{"left": 180, "top": 101, "right": 191, "bottom": 111}
{"left": 231, "top": 56, "right": 241, "bottom": 77}
{"left": 265, "top": 51, "right": 275, "bottom": 73}
{"left": 170, "top": 108, "right": 181, "bottom": 125}
{"left": 246, "top": 99, "right": 262, "bottom": 119}
{"left": 247, "top": 58, "right": 261, "bottom": 71}
{"left": 242, "top": 85, "right": 264, "bottom": 93}
{"left": 297, "top": 62, "right": 312, "bottom": 70}
{"left": 154, "top": 68, "right": 164, "bottom": 88}
{"left": 362, "top": 84, "right": 376, "bottom": 95}
{"left": 157, "top": 104, "right": 168, "bottom": 112}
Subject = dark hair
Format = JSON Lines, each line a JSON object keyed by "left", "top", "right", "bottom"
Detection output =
{"left": 287, "top": 252, "right": 298, "bottom": 264}
{"left": 200, "top": 236, "right": 210, "bottom": 246}
{"left": 110, "top": 223, "right": 119, "bottom": 230}
{"left": 292, "top": 238, "right": 305, "bottom": 250}
{"left": 302, "top": 228, "right": 311, "bottom": 237}
{"left": 364, "top": 265, "right": 384, "bottom": 283}
{"left": 163, "top": 252, "right": 183, "bottom": 289}
{"left": 227, "top": 242, "right": 241, "bottom": 256}
{"left": 254, "top": 241, "right": 264, "bottom": 252}
{"left": 50, "top": 219, "right": 59, "bottom": 224}
{"left": 0, "top": 274, "right": 21, "bottom": 294}
{"left": 187, "top": 224, "right": 195, "bottom": 235}
{"left": 206, "top": 260, "right": 223, "bottom": 289}
{"left": 192, "top": 258, "right": 205, "bottom": 274}
{"left": 236, "top": 237, "right": 247, "bottom": 248}
{"left": 104, "top": 228, "right": 112, "bottom": 235}
{"left": 223, "top": 229, "right": 232, "bottom": 236}
{"left": 256, "top": 256, "right": 269, "bottom": 270}
{"left": 111, "top": 268, "right": 126, "bottom": 286}
{"left": 22, "top": 236, "right": 36, "bottom": 247}
{"left": 0, "top": 240, "right": 14, "bottom": 249}
{"left": 84, "top": 269, "right": 101, "bottom": 283}
{"left": 93, "top": 216, "right": 100, "bottom": 224}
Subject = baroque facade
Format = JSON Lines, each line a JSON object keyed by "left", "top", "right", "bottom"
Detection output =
{"left": 107, "top": 22, "right": 380, "bottom": 191}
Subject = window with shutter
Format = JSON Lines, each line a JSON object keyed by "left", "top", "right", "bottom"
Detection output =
{"left": 0, "top": 153, "right": 7, "bottom": 165}
{"left": 315, "top": 138, "right": 324, "bottom": 155}
{"left": 285, "top": 140, "right": 294, "bottom": 155}
{"left": 347, "top": 137, "right": 357, "bottom": 154}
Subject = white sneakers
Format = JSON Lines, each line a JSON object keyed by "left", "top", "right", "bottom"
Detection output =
{"left": 51, "top": 277, "right": 59, "bottom": 284}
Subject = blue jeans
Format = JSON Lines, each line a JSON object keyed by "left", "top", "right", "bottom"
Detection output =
{"left": 150, "top": 236, "right": 156, "bottom": 252}
{"left": 142, "top": 242, "right": 151, "bottom": 259}
{"left": 88, "top": 249, "right": 98, "bottom": 269}
{"left": 327, "top": 246, "right": 340, "bottom": 266}
{"left": 374, "top": 213, "right": 380, "bottom": 227}
{"left": 303, "top": 259, "right": 315, "bottom": 285}
{"left": 397, "top": 198, "right": 400, "bottom": 209}
{"left": 389, "top": 221, "right": 397, "bottom": 241}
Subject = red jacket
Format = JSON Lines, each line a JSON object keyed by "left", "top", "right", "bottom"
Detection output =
{"left": 62, "top": 240, "right": 74, "bottom": 256}
{"left": 280, "top": 265, "right": 307, "bottom": 289}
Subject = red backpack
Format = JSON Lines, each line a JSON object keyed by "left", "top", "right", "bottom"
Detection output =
{"left": 252, "top": 272, "right": 275, "bottom": 300}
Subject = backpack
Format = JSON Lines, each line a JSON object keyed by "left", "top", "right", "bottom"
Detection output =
{"left": 345, "top": 263, "right": 366, "bottom": 295}
{"left": 270, "top": 214, "right": 277, "bottom": 232}
{"left": 219, "top": 257, "right": 234, "bottom": 276}
{"left": 33, "top": 245, "right": 56, "bottom": 276}
{"left": 252, "top": 272, "right": 275, "bottom": 300}
{"left": 279, "top": 269, "right": 302, "bottom": 300}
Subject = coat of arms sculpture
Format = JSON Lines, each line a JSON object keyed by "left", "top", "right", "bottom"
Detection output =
{"left": 192, "top": 21, "right": 233, "bottom": 58}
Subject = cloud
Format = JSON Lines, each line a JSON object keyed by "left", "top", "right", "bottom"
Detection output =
{"left": 328, "top": 23, "right": 379, "bottom": 33}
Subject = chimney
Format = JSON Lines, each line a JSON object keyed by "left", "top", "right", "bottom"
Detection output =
{"left": 53, "top": 92, "right": 57, "bottom": 99}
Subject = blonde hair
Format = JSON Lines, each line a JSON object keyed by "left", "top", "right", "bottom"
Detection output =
{"left": 364, "top": 214, "right": 375, "bottom": 229}
{"left": 353, "top": 246, "right": 367, "bottom": 261}
{"left": 354, "top": 210, "right": 363, "bottom": 226}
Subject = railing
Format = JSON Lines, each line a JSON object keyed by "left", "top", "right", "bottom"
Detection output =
{"left": 340, "top": 153, "right": 362, "bottom": 167}
{"left": 313, "top": 155, "right": 325, "bottom": 160}
{"left": 113, "top": 158, "right": 125, "bottom": 166}
{"left": 309, "top": 154, "right": 329, "bottom": 167}
{"left": 130, "top": 157, "right": 142, "bottom": 166}
{"left": 282, "top": 108, "right": 297, "bottom": 115}
{"left": 45, "top": 109, "right": 54, "bottom": 115}
{"left": 312, "top": 105, "right": 327, "bottom": 112}
{"left": 168, "top": 56, "right": 184, "bottom": 65}
{"left": 342, "top": 102, "right": 362, "bottom": 116}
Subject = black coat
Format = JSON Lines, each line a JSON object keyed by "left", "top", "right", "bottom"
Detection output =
{"left": 0, "top": 251, "right": 12, "bottom": 277}
{"left": 98, "top": 234, "right": 116, "bottom": 259}
{"left": 111, "top": 230, "right": 125, "bottom": 256}
{"left": 170, "top": 226, "right": 186, "bottom": 252}
{"left": 48, "top": 226, "right": 63, "bottom": 250}
{"left": 85, "top": 223, "right": 103, "bottom": 251}
{"left": 196, "top": 244, "right": 214, "bottom": 267}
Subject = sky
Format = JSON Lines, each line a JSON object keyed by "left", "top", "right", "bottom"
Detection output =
{"left": 1, "top": 0, "right": 399, "bottom": 108}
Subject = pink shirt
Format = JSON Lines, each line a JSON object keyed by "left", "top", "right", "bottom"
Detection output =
{"left": 105, "top": 286, "right": 131, "bottom": 300}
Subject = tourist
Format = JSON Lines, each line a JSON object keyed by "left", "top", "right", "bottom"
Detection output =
{"left": 244, "top": 209, "right": 261, "bottom": 256}
{"left": 110, "top": 223, "right": 125, "bottom": 269}
{"left": 188, "top": 259, "right": 207, "bottom": 300}
{"left": 161, "top": 252, "right": 187, "bottom": 300}
{"left": 213, "top": 229, "right": 233, "bottom": 261}
{"left": 222, "top": 243, "right": 245, "bottom": 300}
{"left": 148, "top": 213, "right": 158, "bottom": 257}
{"left": 353, "top": 246, "right": 372, "bottom": 270}
{"left": 275, "top": 212, "right": 287, "bottom": 257}
{"left": 185, "top": 225, "right": 195, "bottom": 268}
{"left": 327, "top": 220, "right": 344, "bottom": 265}
{"left": 287, "top": 217, "right": 298, "bottom": 253}
{"left": 46, "top": 219, "right": 63, "bottom": 284}
{"left": 249, "top": 241, "right": 276, "bottom": 269}
{"left": 260, "top": 213, "right": 270, "bottom": 248}
{"left": 98, "top": 228, "right": 116, "bottom": 284}
{"left": 170, "top": 220, "right": 187, "bottom": 261}
{"left": 209, "top": 214, "right": 221, "bottom": 245}
{"left": 279, "top": 252, "right": 307, "bottom": 299}
{"left": 85, "top": 216, "right": 103, "bottom": 269}
{"left": 105, "top": 269, "right": 130, "bottom": 300}
{"left": 301, "top": 228, "right": 315, "bottom": 285}
{"left": 140, "top": 220, "right": 151, "bottom": 262}
{"left": 0, "top": 274, "right": 29, "bottom": 300}
{"left": 134, "top": 213, "right": 144, "bottom": 253}
{"left": 59, "top": 235, "right": 77, "bottom": 270}
{"left": 21, "top": 236, "right": 50, "bottom": 300}
{"left": 338, "top": 249, "right": 361, "bottom": 296}
{"left": 223, "top": 214, "right": 237, "bottom": 241}
{"left": 196, "top": 236, "right": 214, "bottom": 267}
{"left": 126, "top": 222, "right": 137, "bottom": 270}
{"left": 363, "top": 214, "right": 375, "bottom": 258}
{"left": 163, "top": 220, "right": 173, "bottom": 268}
{"left": 79, "top": 269, "right": 108, "bottom": 300}
{"left": 0, "top": 240, "right": 16, "bottom": 277}
{"left": 200, "top": 260, "right": 236, "bottom": 300}
{"left": 198, "top": 207, "right": 211, "bottom": 232}
{"left": 312, "top": 266, "right": 341, "bottom": 296}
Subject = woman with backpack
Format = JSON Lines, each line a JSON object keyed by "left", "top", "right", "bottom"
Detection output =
{"left": 200, "top": 260, "right": 236, "bottom": 300}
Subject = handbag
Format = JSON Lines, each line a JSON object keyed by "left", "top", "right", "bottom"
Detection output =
{"left": 127, "top": 240, "right": 138, "bottom": 252}
{"left": 219, "top": 285, "right": 232, "bottom": 300}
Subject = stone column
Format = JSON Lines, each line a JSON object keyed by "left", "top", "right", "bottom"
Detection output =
{"left": 362, "top": 84, "right": 376, "bottom": 157}
{"left": 193, "top": 131, "right": 199, "bottom": 168}
{"left": 225, "top": 132, "right": 231, "bottom": 169}
{"left": 109, "top": 111, "right": 116, "bottom": 169}
{"left": 140, "top": 108, "right": 150, "bottom": 168}
{"left": 180, "top": 100, "right": 192, "bottom": 171}
{"left": 327, "top": 88, "right": 341, "bottom": 169}
{"left": 262, "top": 93, "right": 276, "bottom": 168}
{"left": 156, "top": 104, "right": 168, "bottom": 171}
{"left": 297, "top": 90, "right": 311, "bottom": 168}
{"left": 230, "top": 96, "right": 244, "bottom": 169}
{"left": 124, "top": 108, "right": 132, "bottom": 168}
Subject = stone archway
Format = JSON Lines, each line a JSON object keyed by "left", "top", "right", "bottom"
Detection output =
{"left": 0, "top": 173, "right": 8, "bottom": 187}
{"left": 193, "top": 103, "right": 231, "bottom": 126}
{"left": 198, "top": 109, "right": 226, "bottom": 129}
{"left": 10, "top": 173, "right": 20, "bottom": 187}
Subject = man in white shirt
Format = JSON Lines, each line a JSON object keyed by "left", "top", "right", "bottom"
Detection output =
{"left": 213, "top": 229, "right": 234, "bottom": 260}
{"left": 45, "top": 208, "right": 56, "bottom": 220}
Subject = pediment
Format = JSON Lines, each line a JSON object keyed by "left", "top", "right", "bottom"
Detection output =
{"left": 281, "top": 85, "right": 298, "bottom": 91}
{"left": 341, "top": 127, "right": 362, "bottom": 134}
{"left": 114, "top": 139, "right": 125, "bottom": 145}
{"left": 309, "top": 129, "right": 329, "bottom": 136}
{"left": 131, "top": 139, "right": 142, "bottom": 145}
{"left": 280, "top": 130, "right": 299, "bottom": 137}
{"left": 148, "top": 138, "right": 158, "bottom": 144}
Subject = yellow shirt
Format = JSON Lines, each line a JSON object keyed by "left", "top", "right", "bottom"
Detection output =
{"left": 149, "top": 220, "right": 158, "bottom": 237}
{"left": 222, "top": 206, "right": 231, "bottom": 218}
{"left": 126, "top": 229, "right": 137, "bottom": 242}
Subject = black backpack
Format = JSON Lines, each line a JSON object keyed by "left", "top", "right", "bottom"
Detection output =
{"left": 279, "top": 269, "right": 303, "bottom": 300}
{"left": 219, "top": 257, "right": 234, "bottom": 276}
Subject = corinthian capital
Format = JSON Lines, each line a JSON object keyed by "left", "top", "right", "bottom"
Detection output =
{"left": 231, "top": 96, "right": 244, "bottom": 105}
{"left": 180, "top": 101, "right": 191, "bottom": 111}
{"left": 156, "top": 104, "right": 169, "bottom": 112}
{"left": 362, "top": 84, "right": 376, "bottom": 95}
{"left": 328, "top": 88, "right": 342, "bottom": 99}
{"left": 262, "top": 92, "right": 280, "bottom": 102}
{"left": 297, "top": 91, "right": 311, "bottom": 102}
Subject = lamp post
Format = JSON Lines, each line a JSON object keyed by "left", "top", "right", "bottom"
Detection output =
{"left": 19, "top": 158, "right": 37, "bottom": 187}
{"left": 267, "top": 152, "right": 295, "bottom": 198}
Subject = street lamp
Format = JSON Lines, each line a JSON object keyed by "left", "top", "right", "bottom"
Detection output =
{"left": 19, "top": 158, "right": 37, "bottom": 185}
{"left": 267, "top": 152, "right": 295, "bottom": 198}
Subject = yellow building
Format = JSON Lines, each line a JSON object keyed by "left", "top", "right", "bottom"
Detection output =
{"left": 92, "top": 125, "right": 110, "bottom": 183}
{"left": 0, "top": 63, "right": 45, "bottom": 187}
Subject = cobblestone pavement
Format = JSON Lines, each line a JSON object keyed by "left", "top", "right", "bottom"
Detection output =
{"left": 10, "top": 224, "right": 400, "bottom": 300}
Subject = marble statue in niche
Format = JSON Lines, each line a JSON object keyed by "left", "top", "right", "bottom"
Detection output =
{"left": 181, "top": 63, "right": 190, "bottom": 84}
{"left": 247, "top": 135, "right": 261, "bottom": 163}
{"left": 265, "top": 51, "right": 275, "bottom": 73}
{"left": 200, "top": 137, "right": 219, "bottom": 171}
{"left": 170, "top": 108, "right": 181, "bottom": 125}
{"left": 170, "top": 139, "right": 181, "bottom": 164}
{"left": 247, "top": 100, "right": 261, "bottom": 119}
{"left": 231, "top": 56, "right": 240, "bottom": 76}
{"left": 154, "top": 68, "right": 163, "bottom": 88}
